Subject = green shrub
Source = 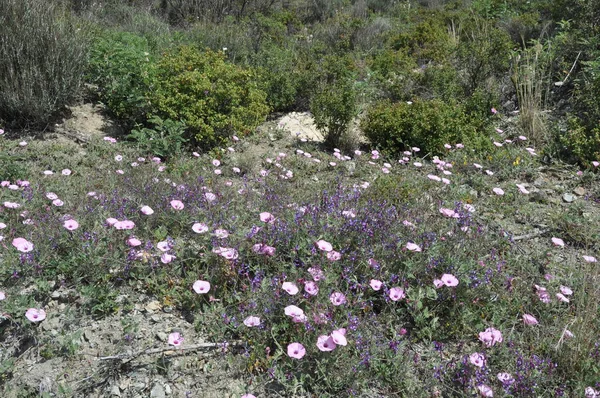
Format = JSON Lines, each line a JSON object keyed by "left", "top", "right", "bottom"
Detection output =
{"left": 128, "top": 116, "right": 188, "bottom": 159}
{"left": 151, "top": 46, "right": 269, "bottom": 148}
{"left": 560, "top": 117, "right": 600, "bottom": 166}
{"left": 368, "top": 49, "right": 419, "bottom": 101}
{"left": 361, "top": 99, "right": 491, "bottom": 156}
{"left": 311, "top": 80, "right": 358, "bottom": 148}
{"left": 0, "top": 0, "right": 89, "bottom": 128}
{"left": 87, "top": 31, "right": 157, "bottom": 126}
{"left": 455, "top": 17, "right": 513, "bottom": 95}
{"left": 387, "top": 16, "right": 454, "bottom": 65}
{"left": 254, "top": 45, "right": 301, "bottom": 112}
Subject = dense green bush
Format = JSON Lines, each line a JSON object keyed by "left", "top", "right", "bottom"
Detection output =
{"left": 311, "top": 80, "right": 358, "bottom": 148}
{"left": 361, "top": 99, "right": 491, "bottom": 156}
{"left": 0, "top": 0, "right": 89, "bottom": 128}
{"left": 254, "top": 45, "right": 301, "bottom": 112}
{"left": 87, "top": 31, "right": 157, "bottom": 126}
{"left": 387, "top": 15, "right": 454, "bottom": 65}
{"left": 151, "top": 46, "right": 269, "bottom": 148}
{"left": 128, "top": 116, "right": 188, "bottom": 159}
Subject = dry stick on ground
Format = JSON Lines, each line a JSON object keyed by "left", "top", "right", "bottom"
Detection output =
{"left": 511, "top": 229, "right": 550, "bottom": 241}
{"left": 95, "top": 341, "right": 243, "bottom": 363}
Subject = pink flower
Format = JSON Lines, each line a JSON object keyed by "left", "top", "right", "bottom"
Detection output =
{"left": 214, "top": 229, "right": 229, "bottom": 239}
{"left": 593, "top": 162, "right": 600, "bottom": 168}
{"left": 212, "top": 159, "right": 220, "bottom": 167}
{"left": 491, "top": 108, "right": 497, "bottom": 114}
{"left": 63, "top": 219, "right": 79, "bottom": 231}
{"left": 0, "top": 292, "right": 4, "bottom": 300}
{"left": 551, "top": 237, "right": 565, "bottom": 247}
{"left": 369, "top": 279, "right": 382, "bottom": 291}
{"left": 389, "top": 287, "right": 405, "bottom": 301}
{"left": 12, "top": 237, "right": 34, "bottom": 253}
{"left": 406, "top": 242, "right": 421, "bottom": 252}
{"left": 46, "top": 192, "right": 58, "bottom": 200}
{"left": 213, "top": 247, "right": 238, "bottom": 260}
{"left": 287, "top": 342, "right": 306, "bottom": 359}
{"left": 106, "top": 218, "right": 118, "bottom": 226}
{"left": 243, "top": 316, "right": 261, "bottom": 327}
{"left": 556, "top": 293, "right": 569, "bottom": 303}
{"left": 52, "top": 199, "right": 64, "bottom": 207}
{"left": 168, "top": 332, "right": 183, "bottom": 347}
{"left": 192, "top": 222, "right": 209, "bottom": 233}
{"left": 161, "top": 253, "right": 176, "bottom": 264}
{"left": 304, "top": 281, "right": 319, "bottom": 296}
{"left": 284, "top": 305, "right": 307, "bottom": 323}
{"left": 473, "top": 163, "right": 483, "bottom": 169}
{"left": 559, "top": 286, "right": 573, "bottom": 296}
{"left": 585, "top": 387, "right": 599, "bottom": 398}
{"left": 478, "top": 328, "right": 503, "bottom": 347}
{"left": 439, "top": 208, "right": 458, "bottom": 218}
{"left": 441, "top": 274, "right": 459, "bottom": 287}
{"left": 61, "top": 169, "right": 72, "bottom": 176}
{"left": 259, "top": 212, "right": 275, "bottom": 223}
{"left": 127, "top": 237, "right": 142, "bottom": 247}
{"left": 433, "top": 279, "right": 444, "bottom": 288}
{"left": 193, "top": 280, "right": 210, "bottom": 294}
{"left": 25, "top": 308, "right": 46, "bottom": 322}
{"left": 497, "top": 372, "right": 514, "bottom": 384}
{"left": 469, "top": 352, "right": 485, "bottom": 368}
{"left": 564, "top": 329, "right": 575, "bottom": 339}
{"left": 316, "top": 335, "right": 337, "bottom": 352}
{"left": 4, "top": 201, "right": 21, "bottom": 209}
{"left": 492, "top": 187, "right": 504, "bottom": 195}
{"left": 583, "top": 255, "right": 597, "bottom": 263}
{"left": 516, "top": 184, "right": 530, "bottom": 194}
{"left": 315, "top": 239, "right": 333, "bottom": 252}
{"left": 282, "top": 282, "right": 299, "bottom": 295}
{"left": 140, "top": 206, "right": 154, "bottom": 215}
{"left": 327, "top": 251, "right": 341, "bottom": 261}
{"left": 428, "top": 174, "right": 441, "bottom": 182}
{"left": 330, "top": 292, "right": 347, "bottom": 306}
{"left": 477, "top": 384, "right": 494, "bottom": 397}
{"left": 170, "top": 200, "right": 184, "bottom": 210}
{"left": 523, "top": 314, "right": 538, "bottom": 325}
{"left": 114, "top": 220, "right": 135, "bottom": 230}
{"left": 331, "top": 329, "right": 347, "bottom": 346}
{"left": 308, "top": 267, "right": 324, "bottom": 281}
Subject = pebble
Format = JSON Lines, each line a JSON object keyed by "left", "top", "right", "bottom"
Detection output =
{"left": 150, "top": 383, "right": 166, "bottom": 398}
{"left": 562, "top": 193, "right": 575, "bottom": 203}
{"left": 110, "top": 385, "right": 121, "bottom": 397}
{"left": 574, "top": 187, "right": 586, "bottom": 196}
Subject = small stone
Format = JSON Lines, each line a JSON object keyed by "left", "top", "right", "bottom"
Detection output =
{"left": 150, "top": 384, "right": 166, "bottom": 398}
{"left": 156, "top": 332, "right": 167, "bottom": 342}
{"left": 162, "top": 306, "right": 173, "bottom": 314}
{"left": 562, "top": 193, "right": 575, "bottom": 203}
{"left": 164, "top": 384, "right": 172, "bottom": 395}
{"left": 110, "top": 385, "right": 121, "bottom": 397}
{"left": 145, "top": 301, "right": 161, "bottom": 312}
{"left": 51, "top": 291, "right": 61, "bottom": 300}
{"left": 150, "top": 315, "right": 161, "bottom": 323}
{"left": 574, "top": 187, "right": 586, "bottom": 196}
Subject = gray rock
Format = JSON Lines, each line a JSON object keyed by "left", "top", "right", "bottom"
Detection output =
{"left": 563, "top": 193, "right": 575, "bottom": 203}
{"left": 110, "top": 385, "right": 121, "bottom": 397}
{"left": 150, "top": 383, "right": 166, "bottom": 398}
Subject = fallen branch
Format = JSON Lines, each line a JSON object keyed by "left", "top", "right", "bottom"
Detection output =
{"left": 95, "top": 341, "right": 243, "bottom": 363}
{"left": 511, "top": 229, "right": 549, "bottom": 241}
